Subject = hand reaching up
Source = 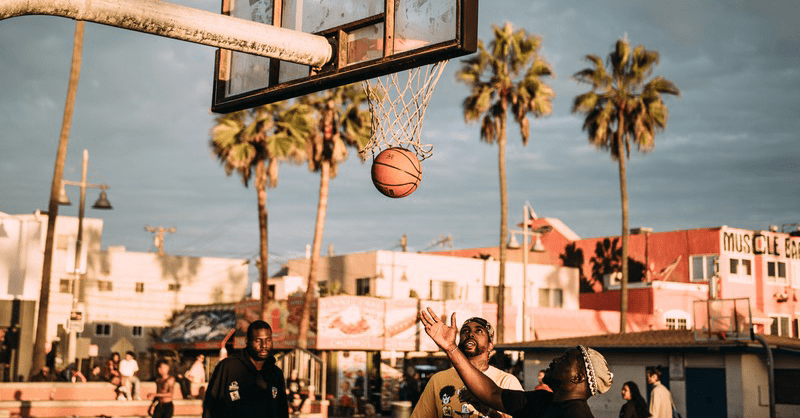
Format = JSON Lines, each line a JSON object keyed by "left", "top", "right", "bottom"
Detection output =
{"left": 419, "top": 307, "right": 459, "bottom": 353}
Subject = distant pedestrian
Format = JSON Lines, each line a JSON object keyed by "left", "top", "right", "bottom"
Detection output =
{"left": 148, "top": 359, "right": 176, "bottom": 418}
{"left": 186, "top": 354, "right": 207, "bottom": 384}
{"left": 646, "top": 367, "right": 672, "bottom": 418}
{"left": 203, "top": 320, "right": 289, "bottom": 418}
{"left": 119, "top": 351, "right": 141, "bottom": 400}
{"left": 533, "top": 369, "right": 552, "bottom": 392}
{"left": 620, "top": 381, "right": 649, "bottom": 418}
{"left": 30, "top": 366, "right": 56, "bottom": 382}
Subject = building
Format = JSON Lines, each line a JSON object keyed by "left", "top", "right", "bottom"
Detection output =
{"left": 499, "top": 328, "right": 800, "bottom": 418}
{"left": 572, "top": 226, "right": 800, "bottom": 336}
{"left": 0, "top": 211, "right": 249, "bottom": 380}
{"left": 276, "top": 248, "right": 580, "bottom": 343}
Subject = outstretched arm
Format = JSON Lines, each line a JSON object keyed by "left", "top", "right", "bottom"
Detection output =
{"left": 419, "top": 308, "right": 505, "bottom": 412}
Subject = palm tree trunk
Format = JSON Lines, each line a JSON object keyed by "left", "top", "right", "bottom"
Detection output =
{"left": 31, "top": 21, "right": 85, "bottom": 378}
{"left": 617, "top": 124, "right": 629, "bottom": 334}
{"left": 255, "top": 161, "right": 270, "bottom": 320}
{"left": 497, "top": 119, "right": 508, "bottom": 344}
{"left": 299, "top": 159, "right": 330, "bottom": 349}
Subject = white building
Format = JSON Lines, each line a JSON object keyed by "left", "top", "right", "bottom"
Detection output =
{"left": 274, "top": 250, "right": 580, "bottom": 343}
{"left": 0, "top": 211, "right": 249, "bottom": 379}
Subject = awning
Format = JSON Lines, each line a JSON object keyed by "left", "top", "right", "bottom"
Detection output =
{"left": 153, "top": 305, "right": 236, "bottom": 351}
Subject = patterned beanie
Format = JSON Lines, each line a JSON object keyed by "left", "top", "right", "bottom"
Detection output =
{"left": 578, "top": 345, "right": 613, "bottom": 396}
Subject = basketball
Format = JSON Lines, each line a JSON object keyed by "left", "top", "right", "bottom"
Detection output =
{"left": 371, "top": 147, "right": 422, "bottom": 198}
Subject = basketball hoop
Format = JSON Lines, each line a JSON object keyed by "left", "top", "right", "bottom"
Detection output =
{"left": 360, "top": 60, "right": 448, "bottom": 161}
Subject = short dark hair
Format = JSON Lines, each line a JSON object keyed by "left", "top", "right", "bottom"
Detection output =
{"left": 156, "top": 359, "right": 170, "bottom": 369}
{"left": 125, "top": 350, "right": 135, "bottom": 357}
{"left": 646, "top": 366, "right": 662, "bottom": 379}
{"left": 247, "top": 320, "right": 272, "bottom": 341}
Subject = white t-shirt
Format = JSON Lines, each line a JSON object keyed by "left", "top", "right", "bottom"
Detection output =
{"left": 410, "top": 366, "right": 522, "bottom": 418}
{"left": 119, "top": 358, "right": 139, "bottom": 377}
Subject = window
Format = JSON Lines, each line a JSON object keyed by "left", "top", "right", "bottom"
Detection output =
{"left": 132, "top": 326, "right": 143, "bottom": 337}
{"left": 356, "top": 278, "right": 371, "bottom": 296}
{"left": 430, "top": 280, "right": 458, "bottom": 300}
{"left": 59, "top": 279, "right": 72, "bottom": 293}
{"left": 666, "top": 317, "right": 688, "bottom": 330}
{"left": 538, "top": 288, "right": 563, "bottom": 308}
{"left": 56, "top": 234, "right": 70, "bottom": 250}
{"left": 767, "top": 261, "right": 787, "bottom": 284}
{"left": 95, "top": 323, "right": 111, "bottom": 336}
{"left": 770, "top": 315, "right": 790, "bottom": 336}
{"left": 775, "top": 369, "right": 800, "bottom": 404}
{"left": 690, "top": 255, "right": 718, "bottom": 282}
{"left": 484, "top": 285, "right": 498, "bottom": 303}
{"left": 98, "top": 280, "right": 113, "bottom": 291}
{"left": 168, "top": 283, "right": 181, "bottom": 291}
{"left": 135, "top": 282, "right": 144, "bottom": 293}
{"left": 729, "top": 258, "right": 753, "bottom": 281}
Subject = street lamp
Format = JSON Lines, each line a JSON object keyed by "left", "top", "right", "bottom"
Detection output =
{"left": 60, "top": 149, "right": 112, "bottom": 365}
{"left": 508, "top": 202, "right": 551, "bottom": 341}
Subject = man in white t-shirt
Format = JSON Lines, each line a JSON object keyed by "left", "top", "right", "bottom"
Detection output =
{"left": 410, "top": 317, "right": 522, "bottom": 418}
{"left": 119, "top": 351, "right": 141, "bottom": 400}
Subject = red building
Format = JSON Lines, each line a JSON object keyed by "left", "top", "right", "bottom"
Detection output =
{"left": 432, "top": 218, "right": 800, "bottom": 338}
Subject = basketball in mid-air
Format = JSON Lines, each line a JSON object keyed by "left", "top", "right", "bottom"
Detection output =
{"left": 371, "top": 147, "right": 422, "bottom": 198}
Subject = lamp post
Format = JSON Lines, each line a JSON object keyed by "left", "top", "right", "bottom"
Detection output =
{"left": 508, "top": 203, "right": 550, "bottom": 341}
{"left": 59, "top": 149, "right": 112, "bottom": 365}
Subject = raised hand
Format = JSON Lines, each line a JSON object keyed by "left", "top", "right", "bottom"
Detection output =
{"left": 419, "top": 307, "right": 459, "bottom": 352}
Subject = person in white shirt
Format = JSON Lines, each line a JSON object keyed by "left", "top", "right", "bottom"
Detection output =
{"left": 646, "top": 366, "right": 673, "bottom": 418}
{"left": 119, "top": 351, "right": 141, "bottom": 400}
{"left": 410, "top": 317, "right": 522, "bottom": 418}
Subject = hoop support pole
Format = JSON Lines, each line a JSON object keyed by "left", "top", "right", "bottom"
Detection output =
{"left": 0, "top": 0, "right": 332, "bottom": 68}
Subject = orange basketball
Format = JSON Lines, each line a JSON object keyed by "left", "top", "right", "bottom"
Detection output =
{"left": 371, "top": 147, "right": 422, "bottom": 198}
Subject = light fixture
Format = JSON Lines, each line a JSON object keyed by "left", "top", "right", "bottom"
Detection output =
{"left": 58, "top": 183, "right": 72, "bottom": 206}
{"left": 92, "top": 190, "right": 113, "bottom": 210}
{"left": 531, "top": 234, "right": 545, "bottom": 252}
{"left": 507, "top": 233, "right": 520, "bottom": 249}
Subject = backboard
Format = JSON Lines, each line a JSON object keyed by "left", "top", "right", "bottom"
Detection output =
{"left": 212, "top": 0, "right": 478, "bottom": 113}
{"left": 693, "top": 298, "right": 753, "bottom": 341}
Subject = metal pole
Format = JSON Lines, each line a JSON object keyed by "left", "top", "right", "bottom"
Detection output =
{"left": 67, "top": 149, "right": 89, "bottom": 365}
{"left": 521, "top": 205, "right": 528, "bottom": 341}
{"left": 0, "top": 0, "right": 332, "bottom": 68}
{"left": 752, "top": 333, "right": 776, "bottom": 418}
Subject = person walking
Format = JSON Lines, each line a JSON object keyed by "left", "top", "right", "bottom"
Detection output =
{"left": 619, "top": 381, "right": 649, "bottom": 418}
{"left": 410, "top": 316, "right": 523, "bottom": 418}
{"left": 148, "top": 359, "right": 177, "bottom": 418}
{"left": 202, "top": 320, "right": 289, "bottom": 418}
{"left": 420, "top": 308, "right": 613, "bottom": 418}
{"left": 646, "top": 367, "right": 672, "bottom": 418}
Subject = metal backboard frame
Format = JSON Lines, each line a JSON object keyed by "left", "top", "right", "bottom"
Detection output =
{"left": 212, "top": 0, "right": 478, "bottom": 113}
{"left": 693, "top": 298, "right": 753, "bottom": 341}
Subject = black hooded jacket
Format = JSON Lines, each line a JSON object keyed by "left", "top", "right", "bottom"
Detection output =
{"left": 203, "top": 351, "right": 289, "bottom": 418}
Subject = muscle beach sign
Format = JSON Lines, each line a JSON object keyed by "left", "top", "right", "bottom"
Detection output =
{"left": 722, "top": 227, "right": 800, "bottom": 259}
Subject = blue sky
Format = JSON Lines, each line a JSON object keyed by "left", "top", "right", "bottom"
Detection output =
{"left": 1, "top": 0, "right": 798, "bottom": 281}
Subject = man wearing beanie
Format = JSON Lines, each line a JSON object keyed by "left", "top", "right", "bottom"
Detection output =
{"left": 420, "top": 309, "right": 613, "bottom": 418}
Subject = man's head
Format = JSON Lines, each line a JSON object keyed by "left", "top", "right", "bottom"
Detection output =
{"left": 538, "top": 369, "right": 546, "bottom": 384}
{"left": 125, "top": 351, "right": 135, "bottom": 360}
{"left": 458, "top": 317, "right": 494, "bottom": 359}
{"left": 542, "top": 346, "right": 612, "bottom": 400}
{"left": 196, "top": 354, "right": 205, "bottom": 363}
{"left": 246, "top": 320, "right": 273, "bottom": 362}
{"left": 156, "top": 359, "right": 170, "bottom": 377}
{"left": 646, "top": 366, "right": 661, "bottom": 384}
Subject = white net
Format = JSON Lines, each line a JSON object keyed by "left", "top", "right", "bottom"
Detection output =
{"left": 360, "top": 60, "right": 448, "bottom": 161}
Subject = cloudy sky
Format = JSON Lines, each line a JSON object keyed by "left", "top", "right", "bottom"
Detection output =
{"left": 1, "top": 0, "right": 798, "bottom": 281}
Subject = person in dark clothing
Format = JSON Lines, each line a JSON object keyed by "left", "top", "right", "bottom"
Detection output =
{"left": 619, "top": 381, "right": 650, "bottom": 418}
{"left": 202, "top": 320, "right": 289, "bottom": 418}
{"left": 420, "top": 309, "right": 614, "bottom": 418}
{"left": 30, "top": 366, "right": 56, "bottom": 382}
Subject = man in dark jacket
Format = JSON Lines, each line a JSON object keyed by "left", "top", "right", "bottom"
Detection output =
{"left": 203, "top": 320, "right": 289, "bottom": 418}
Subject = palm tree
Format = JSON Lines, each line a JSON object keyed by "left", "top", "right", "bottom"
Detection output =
{"left": 32, "top": 20, "right": 86, "bottom": 379}
{"left": 210, "top": 103, "right": 309, "bottom": 320}
{"left": 572, "top": 38, "right": 679, "bottom": 332}
{"left": 456, "top": 23, "right": 554, "bottom": 343}
{"left": 296, "top": 84, "right": 371, "bottom": 349}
